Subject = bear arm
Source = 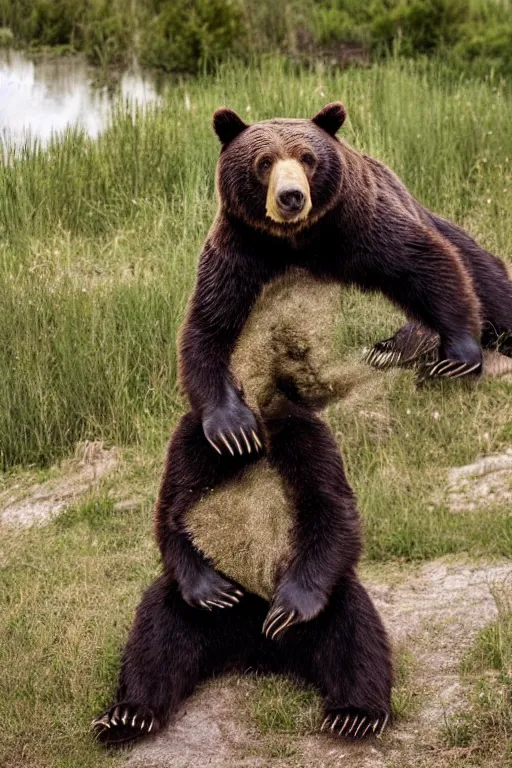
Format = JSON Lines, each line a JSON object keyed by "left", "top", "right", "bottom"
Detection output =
{"left": 154, "top": 412, "right": 249, "bottom": 607}
{"left": 350, "top": 224, "right": 482, "bottom": 367}
{"left": 179, "top": 237, "right": 269, "bottom": 419}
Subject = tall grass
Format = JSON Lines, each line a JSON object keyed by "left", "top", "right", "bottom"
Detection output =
{"left": 2, "top": 57, "right": 512, "bottom": 768}
{"left": 1, "top": 55, "right": 512, "bottom": 469}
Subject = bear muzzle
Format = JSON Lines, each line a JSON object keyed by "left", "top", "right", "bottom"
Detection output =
{"left": 266, "top": 159, "right": 312, "bottom": 224}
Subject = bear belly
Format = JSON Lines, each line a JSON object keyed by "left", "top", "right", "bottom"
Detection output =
{"left": 184, "top": 460, "right": 293, "bottom": 601}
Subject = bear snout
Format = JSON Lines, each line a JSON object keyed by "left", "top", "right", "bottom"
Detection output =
{"left": 266, "top": 158, "right": 312, "bottom": 224}
{"left": 277, "top": 188, "right": 306, "bottom": 216}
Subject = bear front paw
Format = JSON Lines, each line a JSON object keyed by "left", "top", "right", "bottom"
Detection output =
{"left": 422, "top": 334, "right": 483, "bottom": 380}
{"left": 202, "top": 392, "right": 263, "bottom": 457}
{"left": 181, "top": 567, "right": 244, "bottom": 611}
{"left": 92, "top": 702, "right": 157, "bottom": 746}
{"left": 262, "top": 579, "right": 327, "bottom": 639}
{"left": 321, "top": 707, "right": 390, "bottom": 740}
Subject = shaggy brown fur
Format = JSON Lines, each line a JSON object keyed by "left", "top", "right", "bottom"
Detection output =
{"left": 179, "top": 101, "right": 485, "bottom": 469}
{"left": 185, "top": 270, "right": 382, "bottom": 600}
{"left": 93, "top": 271, "right": 393, "bottom": 747}
{"left": 185, "top": 270, "right": 381, "bottom": 599}
{"left": 170, "top": 102, "right": 492, "bottom": 649}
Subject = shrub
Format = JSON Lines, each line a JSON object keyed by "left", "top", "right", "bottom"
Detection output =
{"left": 371, "top": 0, "right": 469, "bottom": 56}
{"left": 141, "top": 0, "right": 246, "bottom": 73}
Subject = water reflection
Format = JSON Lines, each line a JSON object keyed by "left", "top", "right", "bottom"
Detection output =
{"left": 0, "top": 50, "right": 161, "bottom": 151}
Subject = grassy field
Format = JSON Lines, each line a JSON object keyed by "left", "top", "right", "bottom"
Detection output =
{"left": 1, "top": 56, "right": 512, "bottom": 767}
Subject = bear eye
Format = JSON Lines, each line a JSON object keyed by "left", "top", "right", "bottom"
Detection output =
{"left": 257, "top": 156, "right": 273, "bottom": 174}
{"left": 301, "top": 152, "right": 316, "bottom": 169}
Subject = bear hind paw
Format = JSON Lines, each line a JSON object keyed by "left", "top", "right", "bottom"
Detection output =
{"left": 365, "top": 324, "right": 439, "bottom": 370}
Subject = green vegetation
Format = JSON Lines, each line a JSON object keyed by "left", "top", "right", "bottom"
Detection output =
{"left": 443, "top": 586, "right": 512, "bottom": 765}
{"left": 0, "top": 0, "right": 511, "bottom": 75}
{"left": 1, "top": 55, "right": 512, "bottom": 767}
{"left": 250, "top": 676, "right": 321, "bottom": 735}
{"left": 2, "top": 57, "right": 512, "bottom": 567}
{"left": 2, "top": 55, "right": 512, "bottom": 473}
{"left": 0, "top": 489, "right": 157, "bottom": 768}
{"left": 249, "top": 649, "right": 417, "bottom": 736}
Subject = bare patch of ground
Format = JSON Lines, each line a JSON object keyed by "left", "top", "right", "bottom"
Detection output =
{"left": 0, "top": 441, "right": 118, "bottom": 526}
{"left": 125, "top": 678, "right": 385, "bottom": 768}
{"left": 447, "top": 449, "right": 512, "bottom": 512}
{"left": 123, "top": 558, "right": 512, "bottom": 768}
{"left": 376, "top": 559, "right": 512, "bottom": 767}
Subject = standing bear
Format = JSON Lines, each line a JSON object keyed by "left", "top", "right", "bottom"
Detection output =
{"left": 93, "top": 270, "right": 394, "bottom": 746}
{"left": 93, "top": 102, "right": 512, "bottom": 746}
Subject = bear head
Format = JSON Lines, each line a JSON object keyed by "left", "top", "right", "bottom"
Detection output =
{"left": 212, "top": 103, "right": 347, "bottom": 236}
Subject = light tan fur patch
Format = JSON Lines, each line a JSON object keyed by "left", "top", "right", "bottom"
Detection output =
{"left": 184, "top": 270, "right": 386, "bottom": 598}
{"left": 266, "top": 159, "right": 312, "bottom": 224}
{"left": 186, "top": 461, "right": 292, "bottom": 601}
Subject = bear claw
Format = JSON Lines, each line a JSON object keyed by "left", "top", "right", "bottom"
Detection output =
{"left": 354, "top": 717, "right": 367, "bottom": 737}
{"left": 321, "top": 714, "right": 337, "bottom": 732}
{"left": 321, "top": 709, "right": 390, "bottom": 740}
{"left": 239, "top": 428, "right": 252, "bottom": 453}
{"left": 218, "top": 431, "right": 235, "bottom": 456}
{"left": 262, "top": 607, "right": 297, "bottom": 639}
{"left": 184, "top": 569, "right": 244, "bottom": 611}
{"left": 206, "top": 436, "right": 222, "bottom": 455}
{"left": 425, "top": 359, "right": 481, "bottom": 379}
{"left": 208, "top": 426, "right": 262, "bottom": 456}
{"left": 367, "top": 325, "right": 440, "bottom": 371}
{"left": 339, "top": 714, "right": 351, "bottom": 735}
{"left": 251, "top": 429, "right": 263, "bottom": 450}
{"left": 92, "top": 703, "right": 157, "bottom": 746}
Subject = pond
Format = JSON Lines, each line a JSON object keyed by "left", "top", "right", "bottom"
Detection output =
{"left": 0, "top": 50, "right": 162, "bottom": 154}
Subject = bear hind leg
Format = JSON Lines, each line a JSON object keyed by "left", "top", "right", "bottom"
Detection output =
{"left": 93, "top": 574, "right": 268, "bottom": 747}
{"left": 279, "top": 572, "right": 393, "bottom": 741}
{"left": 318, "top": 576, "right": 392, "bottom": 739}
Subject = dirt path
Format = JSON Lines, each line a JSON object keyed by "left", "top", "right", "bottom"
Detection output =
{"left": 124, "top": 558, "right": 511, "bottom": 768}
{"left": 0, "top": 441, "right": 118, "bottom": 526}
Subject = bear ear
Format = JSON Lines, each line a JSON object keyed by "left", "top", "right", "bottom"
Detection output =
{"left": 213, "top": 107, "right": 248, "bottom": 145}
{"left": 311, "top": 102, "right": 347, "bottom": 136}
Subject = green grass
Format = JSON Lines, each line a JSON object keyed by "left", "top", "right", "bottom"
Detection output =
{"left": 1, "top": 0, "right": 511, "bottom": 76}
{"left": 2, "top": 55, "right": 512, "bottom": 562}
{"left": 248, "top": 646, "right": 417, "bottom": 738}
{"left": 1, "top": 54, "right": 512, "bottom": 470}
{"left": 0, "top": 492, "right": 158, "bottom": 768}
{"left": 442, "top": 586, "right": 512, "bottom": 766}
{"left": 250, "top": 676, "right": 321, "bottom": 736}
{"left": 2, "top": 55, "right": 512, "bottom": 767}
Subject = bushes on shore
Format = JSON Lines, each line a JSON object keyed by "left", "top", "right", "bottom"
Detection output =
{"left": 0, "top": 0, "right": 511, "bottom": 76}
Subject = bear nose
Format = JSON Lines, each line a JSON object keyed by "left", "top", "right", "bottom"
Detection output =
{"left": 277, "top": 188, "right": 306, "bottom": 214}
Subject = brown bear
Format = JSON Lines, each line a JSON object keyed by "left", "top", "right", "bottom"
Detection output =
{"left": 170, "top": 101, "right": 511, "bottom": 643}
{"left": 92, "top": 103, "right": 512, "bottom": 748}
{"left": 179, "top": 100, "right": 492, "bottom": 475}
{"left": 93, "top": 270, "right": 393, "bottom": 746}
